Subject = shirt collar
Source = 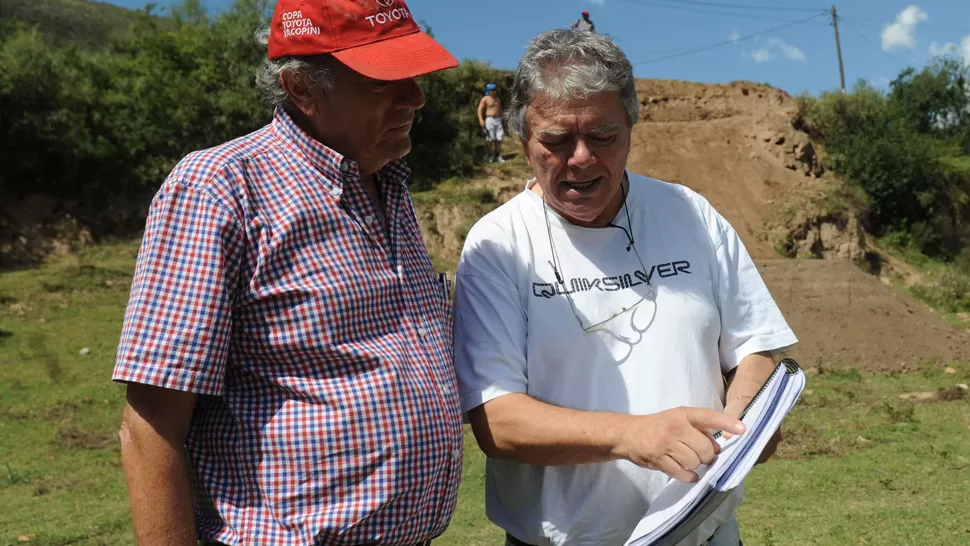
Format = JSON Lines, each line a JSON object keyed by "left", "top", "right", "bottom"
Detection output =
{"left": 271, "top": 108, "right": 411, "bottom": 197}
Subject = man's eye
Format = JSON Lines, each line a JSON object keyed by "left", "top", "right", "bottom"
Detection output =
{"left": 592, "top": 135, "right": 617, "bottom": 145}
{"left": 542, "top": 140, "right": 567, "bottom": 150}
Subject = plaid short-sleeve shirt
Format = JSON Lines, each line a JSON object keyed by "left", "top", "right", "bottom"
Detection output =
{"left": 114, "top": 108, "right": 463, "bottom": 545}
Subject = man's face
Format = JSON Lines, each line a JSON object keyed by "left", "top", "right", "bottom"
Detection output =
{"left": 522, "top": 90, "right": 631, "bottom": 227}
{"left": 310, "top": 60, "right": 426, "bottom": 174}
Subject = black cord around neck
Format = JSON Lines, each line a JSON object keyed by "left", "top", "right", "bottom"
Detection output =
{"left": 607, "top": 180, "right": 635, "bottom": 251}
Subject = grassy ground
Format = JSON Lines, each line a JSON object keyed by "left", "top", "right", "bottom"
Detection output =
{"left": 874, "top": 237, "right": 970, "bottom": 330}
{"left": 2, "top": 242, "right": 969, "bottom": 546}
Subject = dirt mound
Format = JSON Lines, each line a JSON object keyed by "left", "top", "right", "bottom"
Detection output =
{"left": 759, "top": 259, "right": 969, "bottom": 371}
{"left": 636, "top": 80, "right": 792, "bottom": 123}
{"left": 628, "top": 80, "right": 833, "bottom": 260}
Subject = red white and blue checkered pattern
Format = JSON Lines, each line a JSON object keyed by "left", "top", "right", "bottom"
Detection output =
{"left": 114, "top": 108, "right": 463, "bottom": 545}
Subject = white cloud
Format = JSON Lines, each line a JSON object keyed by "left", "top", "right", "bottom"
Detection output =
{"left": 928, "top": 35, "right": 970, "bottom": 67}
{"left": 881, "top": 5, "right": 928, "bottom": 51}
{"left": 769, "top": 38, "right": 806, "bottom": 61}
{"left": 747, "top": 38, "right": 804, "bottom": 63}
{"left": 929, "top": 41, "right": 956, "bottom": 57}
{"left": 729, "top": 29, "right": 741, "bottom": 43}
{"left": 751, "top": 49, "right": 773, "bottom": 63}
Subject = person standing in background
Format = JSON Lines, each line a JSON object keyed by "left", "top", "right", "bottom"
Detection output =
{"left": 571, "top": 9, "right": 596, "bottom": 32}
{"left": 479, "top": 82, "right": 506, "bottom": 163}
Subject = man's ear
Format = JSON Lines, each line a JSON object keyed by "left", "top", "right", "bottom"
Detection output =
{"left": 280, "top": 71, "right": 318, "bottom": 119}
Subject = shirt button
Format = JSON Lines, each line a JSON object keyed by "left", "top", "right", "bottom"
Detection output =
{"left": 417, "top": 327, "right": 428, "bottom": 338}
{"left": 452, "top": 449, "right": 460, "bottom": 460}
{"left": 329, "top": 187, "right": 342, "bottom": 197}
{"left": 440, "top": 384, "right": 453, "bottom": 394}
{"left": 364, "top": 214, "right": 375, "bottom": 225}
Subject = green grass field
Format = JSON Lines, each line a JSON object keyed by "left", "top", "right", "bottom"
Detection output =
{"left": 2, "top": 241, "right": 969, "bottom": 546}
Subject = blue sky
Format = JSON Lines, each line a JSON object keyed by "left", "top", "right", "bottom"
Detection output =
{"left": 102, "top": 0, "right": 970, "bottom": 96}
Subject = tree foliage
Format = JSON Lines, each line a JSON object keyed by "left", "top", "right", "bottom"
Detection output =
{"left": 797, "top": 59, "right": 970, "bottom": 258}
{"left": 0, "top": 0, "right": 510, "bottom": 236}
{"left": 411, "top": 60, "right": 514, "bottom": 190}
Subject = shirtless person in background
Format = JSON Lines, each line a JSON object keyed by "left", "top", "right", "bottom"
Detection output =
{"left": 477, "top": 83, "right": 504, "bottom": 163}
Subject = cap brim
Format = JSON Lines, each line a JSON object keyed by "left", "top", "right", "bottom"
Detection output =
{"left": 333, "top": 31, "right": 458, "bottom": 81}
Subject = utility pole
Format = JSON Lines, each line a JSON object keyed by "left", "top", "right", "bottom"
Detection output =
{"left": 832, "top": 5, "right": 846, "bottom": 93}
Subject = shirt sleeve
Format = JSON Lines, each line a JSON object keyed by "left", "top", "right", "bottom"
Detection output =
{"left": 113, "top": 180, "right": 243, "bottom": 396}
{"left": 709, "top": 205, "right": 798, "bottom": 373}
{"left": 452, "top": 222, "right": 528, "bottom": 413}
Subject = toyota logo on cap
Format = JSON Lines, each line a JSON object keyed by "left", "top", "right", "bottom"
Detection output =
{"left": 376, "top": 0, "right": 394, "bottom": 6}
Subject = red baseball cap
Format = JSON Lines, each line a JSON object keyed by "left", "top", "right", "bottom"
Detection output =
{"left": 268, "top": 0, "right": 458, "bottom": 81}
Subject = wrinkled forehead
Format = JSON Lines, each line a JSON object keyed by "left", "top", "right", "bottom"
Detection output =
{"left": 526, "top": 90, "right": 626, "bottom": 135}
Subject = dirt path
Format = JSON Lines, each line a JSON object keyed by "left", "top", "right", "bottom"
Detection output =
{"left": 759, "top": 259, "right": 969, "bottom": 370}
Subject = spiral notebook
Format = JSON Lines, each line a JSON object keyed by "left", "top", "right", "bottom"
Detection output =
{"left": 625, "top": 358, "right": 806, "bottom": 546}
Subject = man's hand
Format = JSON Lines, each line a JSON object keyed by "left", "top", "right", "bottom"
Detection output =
{"left": 612, "top": 407, "right": 745, "bottom": 482}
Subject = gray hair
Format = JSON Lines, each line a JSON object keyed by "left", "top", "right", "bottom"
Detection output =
{"left": 506, "top": 29, "right": 639, "bottom": 139}
{"left": 253, "top": 26, "right": 336, "bottom": 110}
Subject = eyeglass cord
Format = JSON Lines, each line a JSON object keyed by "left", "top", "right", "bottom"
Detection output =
{"left": 542, "top": 178, "right": 655, "bottom": 297}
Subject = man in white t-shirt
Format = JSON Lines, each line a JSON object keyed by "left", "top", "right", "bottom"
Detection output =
{"left": 452, "top": 29, "right": 798, "bottom": 546}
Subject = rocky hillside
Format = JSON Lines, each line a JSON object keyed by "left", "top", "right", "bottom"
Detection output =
{"left": 629, "top": 80, "right": 862, "bottom": 261}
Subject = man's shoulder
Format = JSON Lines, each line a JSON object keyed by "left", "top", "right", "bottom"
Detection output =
{"left": 466, "top": 190, "right": 535, "bottom": 245}
{"left": 629, "top": 171, "right": 726, "bottom": 237}
{"left": 629, "top": 172, "right": 707, "bottom": 205}
{"left": 166, "top": 123, "right": 276, "bottom": 196}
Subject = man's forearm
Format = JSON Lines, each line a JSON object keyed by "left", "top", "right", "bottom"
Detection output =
{"left": 723, "top": 351, "right": 776, "bottom": 419}
{"left": 469, "top": 393, "right": 631, "bottom": 465}
{"left": 120, "top": 406, "right": 196, "bottom": 545}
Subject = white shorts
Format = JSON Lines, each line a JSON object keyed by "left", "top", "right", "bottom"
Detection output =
{"left": 485, "top": 116, "right": 504, "bottom": 142}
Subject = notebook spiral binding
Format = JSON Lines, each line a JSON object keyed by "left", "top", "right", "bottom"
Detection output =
{"left": 713, "top": 358, "right": 801, "bottom": 440}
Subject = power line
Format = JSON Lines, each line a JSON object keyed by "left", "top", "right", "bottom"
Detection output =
{"left": 633, "top": 12, "right": 826, "bottom": 65}
{"left": 840, "top": 19, "right": 910, "bottom": 63}
{"left": 650, "top": 0, "right": 826, "bottom": 12}
{"left": 838, "top": 14, "right": 970, "bottom": 35}
{"left": 615, "top": 0, "right": 827, "bottom": 23}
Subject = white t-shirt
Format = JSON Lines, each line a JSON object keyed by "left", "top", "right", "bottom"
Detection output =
{"left": 453, "top": 172, "right": 798, "bottom": 546}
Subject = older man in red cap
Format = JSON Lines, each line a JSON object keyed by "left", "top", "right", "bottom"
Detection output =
{"left": 113, "top": 1, "right": 463, "bottom": 544}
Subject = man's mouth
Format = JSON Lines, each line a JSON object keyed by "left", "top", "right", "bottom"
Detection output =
{"left": 562, "top": 177, "right": 601, "bottom": 192}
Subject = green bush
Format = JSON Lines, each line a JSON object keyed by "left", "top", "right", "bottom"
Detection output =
{"left": 911, "top": 269, "right": 970, "bottom": 313}
{"left": 0, "top": 1, "right": 272, "bottom": 234}
{"left": 797, "top": 64, "right": 970, "bottom": 258}
{"left": 411, "top": 59, "right": 514, "bottom": 190}
{"left": 0, "top": 1, "right": 511, "bottom": 240}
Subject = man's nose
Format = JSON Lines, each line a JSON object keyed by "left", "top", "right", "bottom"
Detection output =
{"left": 395, "top": 78, "right": 426, "bottom": 110}
{"left": 568, "top": 139, "right": 594, "bottom": 167}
